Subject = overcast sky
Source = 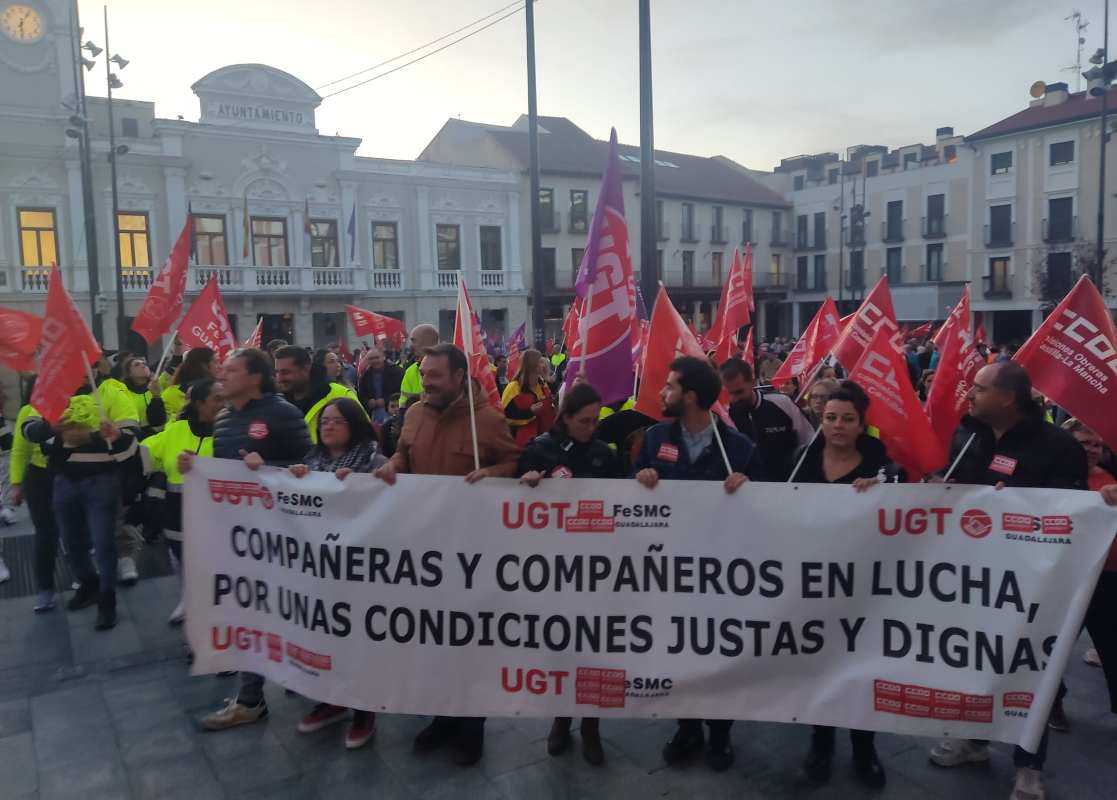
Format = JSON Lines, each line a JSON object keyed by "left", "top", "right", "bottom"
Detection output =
{"left": 83, "top": 0, "right": 1089, "bottom": 170}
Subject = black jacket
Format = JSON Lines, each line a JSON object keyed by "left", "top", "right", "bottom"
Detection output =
{"left": 518, "top": 432, "right": 623, "bottom": 479}
{"left": 946, "top": 414, "right": 1087, "bottom": 490}
{"left": 727, "top": 390, "right": 813, "bottom": 481}
{"left": 24, "top": 419, "right": 139, "bottom": 480}
{"left": 633, "top": 418, "right": 765, "bottom": 482}
{"left": 357, "top": 364, "right": 404, "bottom": 411}
{"left": 792, "top": 432, "right": 896, "bottom": 485}
{"left": 213, "top": 393, "right": 311, "bottom": 466}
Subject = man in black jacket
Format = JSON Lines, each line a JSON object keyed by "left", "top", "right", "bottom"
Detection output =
{"left": 720, "top": 358, "right": 813, "bottom": 480}
{"left": 929, "top": 361, "right": 1086, "bottom": 800}
{"left": 178, "top": 348, "right": 311, "bottom": 731}
{"left": 356, "top": 345, "right": 404, "bottom": 423}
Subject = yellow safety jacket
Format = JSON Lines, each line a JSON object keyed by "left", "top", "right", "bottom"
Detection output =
{"left": 306, "top": 383, "right": 363, "bottom": 444}
{"left": 10, "top": 404, "right": 46, "bottom": 484}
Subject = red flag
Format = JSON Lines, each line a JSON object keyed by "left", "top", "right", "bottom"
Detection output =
{"left": 337, "top": 339, "right": 353, "bottom": 366}
{"left": 712, "top": 248, "right": 753, "bottom": 364}
{"left": 634, "top": 286, "right": 733, "bottom": 426}
{"left": 925, "top": 287, "right": 984, "bottom": 453}
{"left": 131, "top": 217, "right": 191, "bottom": 344}
{"left": 770, "top": 297, "right": 841, "bottom": 387}
{"left": 741, "top": 327, "right": 755, "bottom": 369}
{"left": 561, "top": 297, "right": 583, "bottom": 349}
{"left": 243, "top": 317, "right": 263, "bottom": 349}
{"left": 453, "top": 279, "right": 501, "bottom": 409}
{"left": 909, "top": 321, "right": 934, "bottom": 339}
{"left": 177, "top": 277, "right": 237, "bottom": 363}
{"left": 1014, "top": 276, "right": 1117, "bottom": 452}
{"left": 345, "top": 304, "right": 406, "bottom": 342}
{"left": 830, "top": 276, "right": 900, "bottom": 369}
{"left": 0, "top": 307, "right": 43, "bottom": 371}
{"left": 31, "top": 266, "right": 101, "bottom": 423}
{"left": 742, "top": 244, "right": 755, "bottom": 312}
{"left": 847, "top": 326, "right": 946, "bottom": 477}
{"left": 507, "top": 336, "right": 522, "bottom": 380}
{"left": 974, "top": 313, "right": 988, "bottom": 346}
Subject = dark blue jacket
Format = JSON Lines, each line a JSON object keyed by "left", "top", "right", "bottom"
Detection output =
{"left": 633, "top": 418, "right": 764, "bottom": 482}
{"left": 213, "top": 393, "right": 310, "bottom": 467}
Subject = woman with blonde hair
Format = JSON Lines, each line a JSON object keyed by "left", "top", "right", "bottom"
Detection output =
{"left": 501, "top": 348, "right": 555, "bottom": 447}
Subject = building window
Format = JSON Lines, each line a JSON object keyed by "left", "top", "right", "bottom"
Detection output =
{"left": 771, "top": 211, "right": 783, "bottom": 244}
{"left": 1045, "top": 197, "right": 1075, "bottom": 242}
{"left": 121, "top": 117, "right": 139, "bottom": 138}
{"left": 886, "top": 247, "right": 902, "bottom": 284}
{"left": 866, "top": 160, "right": 879, "bottom": 178}
{"left": 926, "top": 194, "right": 945, "bottom": 236}
{"left": 372, "top": 222, "right": 399, "bottom": 269}
{"left": 926, "top": 243, "right": 944, "bottom": 282}
{"left": 988, "top": 257, "right": 1010, "bottom": 294}
{"left": 903, "top": 152, "right": 918, "bottom": 169}
{"left": 793, "top": 175, "right": 805, "bottom": 191}
{"left": 309, "top": 219, "right": 338, "bottom": 268}
{"left": 681, "top": 203, "right": 695, "bottom": 241}
{"left": 771, "top": 253, "right": 782, "bottom": 280}
{"left": 117, "top": 212, "right": 152, "bottom": 269}
{"left": 796, "top": 255, "right": 809, "bottom": 290}
{"left": 991, "top": 151, "right": 1013, "bottom": 175}
{"left": 251, "top": 217, "right": 288, "bottom": 267}
{"left": 988, "top": 204, "right": 1012, "bottom": 246}
{"left": 193, "top": 214, "right": 227, "bottom": 266}
{"left": 828, "top": 168, "right": 839, "bottom": 185}
{"left": 572, "top": 247, "right": 585, "bottom": 273}
{"left": 885, "top": 200, "right": 903, "bottom": 241}
{"left": 813, "top": 254, "right": 826, "bottom": 290}
{"left": 1047, "top": 251, "right": 1074, "bottom": 297}
{"left": 712, "top": 205, "right": 724, "bottom": 242}
{"left": 480, "top": 225, "right": 502, "bottom": 269}
{"left": 682, "top": 250, "right": 694, "bottom": 286}
{"left": 849, "top": 250, "right": 864, "bottom": 290}
{"left": 656, "top": 199, "right": 666, "bottom": 238}
{"left": 813, "top": 211, "right": 825, "bottom": 248}
{"left": 796, "top": 214, "right": 808, "bottom": 248}
{"left": 943, "top": 145, "right": 957, "bottom": 162}
{"left": 17, "top": 208, "right": 57, "bottom": 267}
{"left": 742, "top": 209, "right": 753, "bottom": 243}
{"left": 656, "top": 249, "right": 663, "bottom": 278}
{"left": 1050, "top": 141, "right": 1075, "bottom": 166}
{"left": 540, "top": 248, "right": 556, "bottom": 287}
{"left": 540, "top": 188, "right": 555, "bottom": 231}
{"left": 711, "top": 251, "right": 723, "bottom": 285}
{"left": 436, "top": 224, "right": 461, "bottom": 270}
{"left": 569, "top": 190, "right": 589, "bottom": 233}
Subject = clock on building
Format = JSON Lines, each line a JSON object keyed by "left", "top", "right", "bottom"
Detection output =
{"left": 1, "top": 4, "right": 44, "bottom": 42}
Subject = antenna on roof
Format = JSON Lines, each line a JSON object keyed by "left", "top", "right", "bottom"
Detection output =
{"left": 1063, "top": 10, "right": 1090, "bottom": 91}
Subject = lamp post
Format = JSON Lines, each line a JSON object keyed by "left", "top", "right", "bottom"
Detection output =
{"left": 102, "top": 6, "right": 129, "bottom": 350}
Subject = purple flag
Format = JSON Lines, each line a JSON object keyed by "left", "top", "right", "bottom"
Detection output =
{"left": 565, "top": 129, "right": 637, "bottom": 404}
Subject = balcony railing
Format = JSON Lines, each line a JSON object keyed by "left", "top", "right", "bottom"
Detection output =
{"left": 20, "top": 267, "right": 50, "bottom": 293}
{"left": 922, "top": 214, "right": 948, "bottom": 238}
{"left": 984, "top": 222, "right": 1014, "bottom": 248}
{"left": 845, "top": 228, "right": 866, "bottom": 247}
{"left": 753, "top": 271, "right": 790, "bottom": 290}
{"left": 479, "top": 270, "right": 506, "bottom": 290}
{"left": 921, "top": 262, "right": 946, "bottom": 282}
{"left": 371, "top": 269, "right": 402, "bottom": 291}
{"left": 436, "top": 270, "right": 461, "bottom": 290}
{"left": 710, "top": 224, "right": 728, "bottom": 244}
{"left": 793, "top": 233, "right": 811, "bottom": 251}
{"left": 881, "top": 220, "right": 905, "bottom": 243}
{"left": 120, "top": 268, "right": 153, "bottom": 291}
{"left": 679, "top": 224, "right": 699, "bottom": 243}
{"left": 1042, "top": 216, "right": 1077, "bottom": 243}
{"left": 796, "top": 273, "right": 827, "bottom": 292}
{"left": 656, "top": 220, "right": 670, "bottom": 241}
{"left": 984, "top": 273, "right": 1012, "bottom": 298}
{"left": 187, "top": 266, "right": 370, "bottom": 293}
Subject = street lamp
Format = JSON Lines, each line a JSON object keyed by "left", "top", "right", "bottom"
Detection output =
{"left": 1084, "top": 0, "right": 1116, "bottom": 289}
{"left": 102, "top": 6, "right": 130, "bottom": 351}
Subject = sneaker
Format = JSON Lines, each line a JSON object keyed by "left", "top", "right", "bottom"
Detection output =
{"left": 33, "top": 591, "right": 55, "bottom": 613}
{"left": 0, "top": 557, "right": 9, "bottom": 583}
{"left": 117, "top": 557, "right": 139, "bottom": 586}
{"left": 345, "top": 711, "right": 376, "bottom": 750}
{"left": 1084, "top": 648, "right": 1103, "bottom": 667}
{"left": 167, "top": 598, "right": 185, "bottom": 626}
{"left": 662, "top": 723, "right": 704, "bottom": 765}
{"left": 414, "top": 717, "right": 457, "bottom": 752}
{"left": 929, "top": 739, "right": 990, "bottom": 768}
{"left": 200, "top": 697, "right": 268, "bottom": 731}
{"left": 1011, "top": 767, "right": 1046, "bottom": 800}
{"left": 94, "top": 592, "right": 116, "bottom": 630}
{"left": 0, "top": 507, "right": 16, "bottom": 526}
{"left": 297, "top": 703, "right": 348, "bottom": 734}
{"left": 1047, "top": 697, "right": 1069, "bottom": 733}
{"left": 547, "top": 718, "right": 572, "bottom": 756}
{"left": 67, "top": 580, "right": 98, "bottom": 611}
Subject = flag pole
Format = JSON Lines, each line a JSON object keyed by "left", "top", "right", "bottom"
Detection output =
{"left": 786, "top": 426, "right": 822, "bottom": 482}
{"left": 794, "top": 354, "right": 832, "bottom": 405}
{"left": 942, "top": 432, "right": 976, "bottom": 482}
{"left": 459, "top": 282, "right": 482, "bottom": 473}
{"left": 83, "top": 356, "right": 109, "bottom": 422}
{"left": 709, "top": 411, "right": 733, "bottom": 475}
{"left": 152, "top": 337, "right": 174, "bottom": 380}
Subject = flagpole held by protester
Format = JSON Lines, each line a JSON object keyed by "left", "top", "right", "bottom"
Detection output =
{"left": 456, "top": 280, "right": 482, "bottom": 472}
{"left": 942, "top": 432, "right": 976, "bottom": 482}
{"left": 786, "top": 427, "right": 823, "bottom": 483}
{"left": 709, "top": 411, "right": 733, "bottom": 476}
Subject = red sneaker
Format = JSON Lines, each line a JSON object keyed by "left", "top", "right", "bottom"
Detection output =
{"left": 345, "top": 711, "right": 376, "bottom": 749}
{"left": 297, "top": 703, "right": 348, "bottom": 734}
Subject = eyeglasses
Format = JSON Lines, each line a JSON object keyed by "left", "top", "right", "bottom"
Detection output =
{"left": 319, "top": 416, "right": 349, "bottom": 427}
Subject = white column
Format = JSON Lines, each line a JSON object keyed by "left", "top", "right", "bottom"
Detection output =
{"left": 236, "top": 203, "right": 250, "bottom": 266}
{"left": 507, "top": 190, "right": 522, "bottom": 290}
{"left": 341, "top": 181, "right": 357, "bottom": 267}
{"left": 292, "top": 204, "right": 306, "bottom": 266}
{"left": 416, "top": 186, "right": 432, "bottom": 289}
{"left": 65, "top": 158, "right": 86, "bottom": 268}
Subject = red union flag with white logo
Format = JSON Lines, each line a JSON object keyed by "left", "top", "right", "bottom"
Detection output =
{"left": 0, "top": 306, "right": 43, "bottom": 371}
{"left": 132, "top": 217, "right": 191, "bottom": 344}
{"left": 771, "top": 296, "right": 841, "bottom": 387}
{"left": 566, "top": 128, "right": 636, "bottom": 404}
{"left": 453, "top": 279, "right": 501, "bottom": 409}
{"left": 243, "top": 317, "right": 263, "bottom": 349}
{"left": 925, "top": 287, "right": 984, "bottom": 454}
{"left": 711, "top": 247, "right": 753, "bottom": 364}
{"left": 847, "top": 325, "right": 946, "bottom": 477}
{"left": 346, "top": 304, "right": 406, "bottom": 343}
{"left": 31, "top": 266, "right": 102, "bottom": 422}
{"left": 177, "top": 277, "right": 237, "bottom": 362}
{"left": 1014, "top": 275, "right": 1117, "bottom": 452}
{"left": 831, "top": 276, "right": 900, "bottom": 369}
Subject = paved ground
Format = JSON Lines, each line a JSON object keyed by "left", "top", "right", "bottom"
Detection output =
{"left": 2, "top": 514, "right": 1116, "bottom": 800}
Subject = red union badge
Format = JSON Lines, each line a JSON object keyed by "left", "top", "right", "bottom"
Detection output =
{"left": 657, "top": 443, "right": 679, "bottom": 463}
{"left": 989, "top": 454, "right": 1018, "bottom": 476}
{"left": 248, "top": 422, "right": 268, "bottom": 440}
{"left": 551, "top": 466, "right": 573, "bottom": 479}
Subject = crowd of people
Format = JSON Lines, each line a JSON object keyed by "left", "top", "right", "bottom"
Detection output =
{"left": 0, "top": 320, "right": 1114, "bottom": 800}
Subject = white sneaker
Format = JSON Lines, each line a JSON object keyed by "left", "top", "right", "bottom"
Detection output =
{"left": 929, "top": 738, "right": 990, "bottom": 767}
{"left": 117, "top": 556, "right": 139, "bottom": 585}
{"left": 1011, "top": 767, "right": 1046, "bottom": 800}
{"left": 0, "top": 507, "right": 16, "bottom": 526}
{"left": 0, "top": 557, "right": 9, "bottom": 583}
{"left": 1084, "top": 647, "right": 1102, "bottom": 667}
{"left": 168, "top": 597, "right": 185, "bottom": 626}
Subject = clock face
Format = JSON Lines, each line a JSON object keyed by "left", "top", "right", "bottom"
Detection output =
{"left": 2, "top": 4, "right": 44, "bottom": 43}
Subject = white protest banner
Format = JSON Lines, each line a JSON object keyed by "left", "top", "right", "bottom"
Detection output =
{"left": 184, "top": 458, "right": 1115, "bottom": 751}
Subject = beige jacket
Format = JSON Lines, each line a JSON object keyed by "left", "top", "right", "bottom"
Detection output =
{"left": 390, "top": 390, "right": 520, "bottom": 477}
